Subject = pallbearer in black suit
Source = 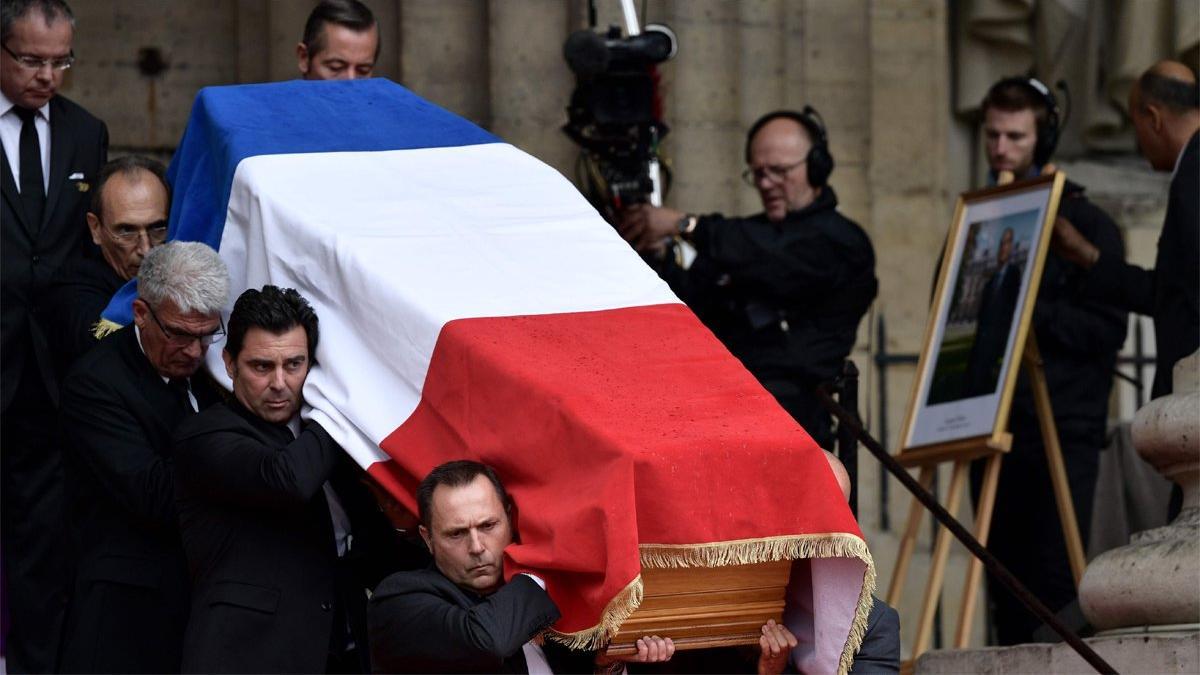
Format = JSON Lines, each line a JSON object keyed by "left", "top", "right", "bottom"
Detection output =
{"left": 296, "top": 0, "right": 380, "bottom": 81}
{"left": 174, "top": 286, "right": 417, "bottom": 674}
{"left": 46, "top": 155, "right": 170, "bottom": 377}
{"left": 0, "top": 1, "right": 108, "bottom": 670}
{"left": 59, "top": 242, "right": 229, "bottom": 674}
{"left": 369, "top": 461, "right": 679, "bottom": 674}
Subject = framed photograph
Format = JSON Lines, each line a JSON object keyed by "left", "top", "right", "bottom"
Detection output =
{"left": 899, "top": 173, "right": 1065, "bottom": 453}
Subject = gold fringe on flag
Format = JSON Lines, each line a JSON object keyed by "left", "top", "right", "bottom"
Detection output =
{"left": 542, "top": 532, "right": 876, "bottom": 674}
{"left": 544, "top": 574, "right": 645, "bottom": 651}
{"left": 641, "top": 533, "right": 876, "bottom": 675}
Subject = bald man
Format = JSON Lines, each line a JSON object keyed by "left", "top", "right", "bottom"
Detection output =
{"left": 1053, "top": 60, "right": 1199, "bottom": 400}
{"left": 619, "top": 109, "right": 877, "bottom": 451}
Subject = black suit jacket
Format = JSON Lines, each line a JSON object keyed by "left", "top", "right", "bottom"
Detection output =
{"left": 1086, "top": 131, "right": 1199, "bottom": 398}
{"left": 849, "top": 596, "right": 901, "bottom": 674}
{"left": 1, "top": 94, "right": 108, "bottom": 409}
{"left": 174, "top": 400, "right": 409, "bottom": 674}
{"left": 369, "top": 567, "right": 564, "bottom": 673}
{"left": 58, "top": 324, "right": 206, "bottom": 674}
{"left": 45, "top": 255, "right": 124, "bottom": 381}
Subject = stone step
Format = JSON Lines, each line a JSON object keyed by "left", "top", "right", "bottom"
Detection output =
{"left": 914, "top": 631, "right": 1199, "bottom": 674}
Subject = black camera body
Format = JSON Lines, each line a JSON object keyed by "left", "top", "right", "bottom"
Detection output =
{"left": 562, "top": 24, "right": 676, "bottom": 215}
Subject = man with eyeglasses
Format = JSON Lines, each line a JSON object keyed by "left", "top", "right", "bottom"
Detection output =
{"left": 59, "top": 242, "right": 229, "bottom": 673}
{"left": 619, "top": 109, "right": 877, "bottom": 450}
{"left": 0, "top": 1, "right": 108, "bottom": 671}
{"left": 45, "top": 156, "right": 170, "bottom": 379}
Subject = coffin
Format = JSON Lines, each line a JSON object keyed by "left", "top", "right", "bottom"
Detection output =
{"left": 111, "top": 78, "right": 876, "bottom": 673}
{"left": 605, "top": 560, "right": 792, "bottom": 655}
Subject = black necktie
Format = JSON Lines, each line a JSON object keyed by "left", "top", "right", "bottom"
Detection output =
{"left": 168, "top": 377, "right": 194, "bottom": 413}
{"left": 14, "top": 107, "right": 45, "bottom": 228}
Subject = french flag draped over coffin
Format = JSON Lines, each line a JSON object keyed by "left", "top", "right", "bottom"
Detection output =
{"left": 137, "top": 79, "right": 874, "bottom": 672}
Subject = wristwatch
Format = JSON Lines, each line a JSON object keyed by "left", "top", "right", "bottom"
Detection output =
{"left": 677, "top": 214, "right": 698, "bottom": 239}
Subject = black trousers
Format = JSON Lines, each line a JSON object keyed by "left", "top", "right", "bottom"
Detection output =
{"left": 970, "top": 430, "right": 1098, "bottom": 645}
{"left": 1, "top": 367, "right": 69, "bottom": 673}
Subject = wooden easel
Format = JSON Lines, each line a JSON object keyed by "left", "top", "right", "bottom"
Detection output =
{"left": 888, "top": 172, "right": 1086, "bottom": 663}
{"left": 887, "top": 333, "right": 1087, "bottom": 660}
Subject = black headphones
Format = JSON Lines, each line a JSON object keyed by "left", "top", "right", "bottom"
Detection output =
{"left": 990, "top": 76, "right": 1062, "bottom": 167}
{"left": 744, "top": 106, "right": 834, "bottom": 188}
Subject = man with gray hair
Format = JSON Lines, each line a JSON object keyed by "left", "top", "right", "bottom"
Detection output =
{"left": 59, "top": 241, "right": 229, "bottom": 673}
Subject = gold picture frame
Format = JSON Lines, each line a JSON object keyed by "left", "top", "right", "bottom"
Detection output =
{"left": 897, "top": 172, "right": 1066, "bottom": 460}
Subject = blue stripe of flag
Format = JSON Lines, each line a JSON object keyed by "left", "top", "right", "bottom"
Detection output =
{"left": 102, "top": 78, "right": 500, "bottom": 326}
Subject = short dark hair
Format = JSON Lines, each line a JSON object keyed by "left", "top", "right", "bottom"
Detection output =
{"left": 90, "top": 155, "right": 170, "bottom": 217}
{"left": 1137, "top": 71, "right": 1200, "bottom": 115}
{"left": 225, "top": 285, "right": 320, "bottom": 363}
{"left": 417, "top": 460, "right": 511, "bottom": 530}
{"left": 0, "top": 0, "right": 74, "bottom": 44}
{"left": 301, "top": 0, "right": 378, "bottom": 58}
{"left": 980, "top": 79, "right": 1050, "bottom": 128}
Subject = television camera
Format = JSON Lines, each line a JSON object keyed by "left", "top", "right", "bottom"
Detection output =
{"left": 561, "top": 1, "right": 677, "bottom": 225}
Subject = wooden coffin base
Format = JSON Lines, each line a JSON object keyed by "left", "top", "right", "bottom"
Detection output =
{"left": 603, "top": 559, "right": 792, "bottom": 656}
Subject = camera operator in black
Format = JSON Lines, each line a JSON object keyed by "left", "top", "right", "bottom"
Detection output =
{"left": 620, "top": 109, "right": 877, "bottom": 449}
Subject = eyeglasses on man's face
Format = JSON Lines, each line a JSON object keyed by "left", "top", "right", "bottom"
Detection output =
{"left": 741, "top": 159, "right": 807, "bottom": 187}
{"left": 1, "top": 43, "right": 74, "bottom": 71}
{"left": 147, "top": 304, "right": 225, "bottom": 347}
{"left": 104, "top": 220, "right": 169, "bottom": 247}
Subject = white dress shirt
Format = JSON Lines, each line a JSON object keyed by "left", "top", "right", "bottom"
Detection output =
{"left": 0, "top": 89, "right": 51, "bottom": 194}
{"left": 1171, "top": 136, "right": 1189, "bottom": 181}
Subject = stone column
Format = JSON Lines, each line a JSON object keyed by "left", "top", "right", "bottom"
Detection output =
{"left": 488, "top": 0, "right": 575, "bottom": 176}
{"left": 236, "top": 0, "right": 270, "bottom": 84}
{"left": 661, "top": 0, "right": 741, "bottom": 214}
{"left": 735, "top": 1, "right": 786, "bottom": 214}
{"left": 399, "top": 0, "right": 490, "bottom": 126}
{"left": 371, "top": 0, "right": 402, "bottom": 81}
{"left": 1078, "top": 351, "right": 1200, "bottom": 631}
{"left": 266, "top": 2, "right": 313, "bottom": 82}
{"left": 795, "top": 0, "right": 871, "bottom": 224}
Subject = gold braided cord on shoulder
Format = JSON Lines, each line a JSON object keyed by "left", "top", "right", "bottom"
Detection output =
{"left": 91, "top": 318, "right": 124, "bottom": 340}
